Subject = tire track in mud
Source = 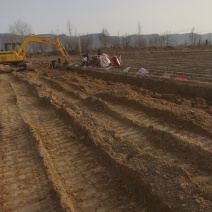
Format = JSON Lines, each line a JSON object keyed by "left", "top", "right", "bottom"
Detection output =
{"left": 94, "top": 94, "right": 212, "bottom": 185}
{"left": 0, "top": 74, "right": 63, "bottom": 212}
{"left": 10, "top": 75, "right": 147, "bottom": 211}
{"left": 53, "top": 77, "right": 212, "bottom": 187}
{"left": 39, "top": 76, "right": 212, "bottom": 173}
{"left": 30, "top": 73, "right": 212, "bottom": 211}
{"left": 94, "top": 94, "right": 212, "bottom": 159}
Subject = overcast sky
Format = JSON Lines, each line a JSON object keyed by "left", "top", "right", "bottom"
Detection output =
{"left": 1, "top": 0, "right": 212, "bottom": 36}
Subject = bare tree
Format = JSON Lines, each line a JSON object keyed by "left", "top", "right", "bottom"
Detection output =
{"left": 164, "top": 31, "right": 172, "bottom": 46}
{"left": 67, "top": 20, "right": 73, "bottom": 37}
{"left": 135, "top": 21, "right": 146, "bottom": 48}
{"left": 55, "top": 25, "right": 60, "bottom": 36}
{"left": 72, "top": 28, "right": 81, "bottom": 54}
{"left": 80, "top": 34, "right": 93, "bottom": 53}
{"left": 65, "top": 26, "right": 80, "bottom": 54}
{"left": 8, "top": 19, "right": 32, "bottom": 40}
{"left": 149, "top": 34, "right": 161, "bottom": 47}
{"left": 38, "top": 43, "right": 48, "bottom": 52}
{"left": 207, "top": 35, "right": 211, "bottom": 45}
{"left": 30, "top": 43, "right": 38, "bottom": 53}
{"left": 66, "top": 20, "right": 74, "bottom": 52}
{"left": 189, "top": 28, "right": 198, "bottom": 46}
{"left": 149, "top": 37, "right": 153, "bottom": 47}
{"left": 121, "top": 34, "right": 131, "bottom": 48}
{"left": 50, "top": 29, "right": 57, "bottom": 51}
{"left": 99, "top": 28, "right": 111, "bottom": 48}
{"left": 197, "top": 34, "right": 202, "bottom": 46}
{"left": 159, "top": 34, "right": 166, "bottom": 46}
{"left": 111, "top": 33, "right": 121, "bottom": 49}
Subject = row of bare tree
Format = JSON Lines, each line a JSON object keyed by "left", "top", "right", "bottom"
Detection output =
{"left": 7, "top": 19, "right": 211, "bottom": 54}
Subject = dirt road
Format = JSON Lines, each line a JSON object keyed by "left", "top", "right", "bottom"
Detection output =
{"left": 0, "top": 54, "right": 212, "bottom": 211}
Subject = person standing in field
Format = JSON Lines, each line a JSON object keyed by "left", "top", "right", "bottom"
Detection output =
{"left": 81, "top": 52, "right": 90, "bottom": 67}
{"left": 97, "top": 48, "right": 102, "bottom": 56}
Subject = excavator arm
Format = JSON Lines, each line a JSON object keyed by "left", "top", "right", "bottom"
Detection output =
{"left": 17, "top": 35, "right": 71, "bottom": 63}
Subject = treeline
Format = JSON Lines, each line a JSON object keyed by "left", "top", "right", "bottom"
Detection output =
{"left": 2, "top": 19, "right": 212, "bottom": 54}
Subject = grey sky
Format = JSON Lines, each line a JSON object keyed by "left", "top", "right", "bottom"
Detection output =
{"left": 1, "top": 0, "right": 212, "bottom": 35}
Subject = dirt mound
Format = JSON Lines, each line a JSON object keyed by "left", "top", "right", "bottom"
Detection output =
{"left": 0, "top": 64, "right": 13, "bottom": 73}
{"left": 67, "top": 67, "right": 212, "bottom": 105}
{"left": 1, "top": 50, "right": 212, "bottom": 211}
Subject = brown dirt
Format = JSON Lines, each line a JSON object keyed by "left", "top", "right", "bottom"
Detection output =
{"left": 0, "top": 48, "right": 212, "bottom": 211}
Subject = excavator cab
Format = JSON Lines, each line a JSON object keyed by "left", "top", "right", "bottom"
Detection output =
{"left": 0, "top": 41, "right": 25, "bottom": 64}
{"left": 4, "top": 42, "right": 21, "bottom": 51}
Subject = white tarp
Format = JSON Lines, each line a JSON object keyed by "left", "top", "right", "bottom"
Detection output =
{"left": 162, "top": 73, "right": 172, "bottom": 78}
{"left": 100, "top": 53, "right": 111, "bottom": 67}
{"left": 123, "top": 67, "right": 131, "bottom": 72}
{"left": 82, "top": 57, "right": 87, "bottom": 62}
{"left": 136, "top": 68, "right": 149, "bottom": 76}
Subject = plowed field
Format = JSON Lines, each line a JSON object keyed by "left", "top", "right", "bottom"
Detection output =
{"left": 1, "top": 49, "right": 212, "bottom": 211}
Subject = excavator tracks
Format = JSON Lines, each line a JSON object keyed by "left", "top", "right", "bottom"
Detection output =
{"left": 0, "top": 67, "right": 212, "bottom": 211}
{"left": 1, "top": 73, "right": 147, "bottom": 211}
{"left": 0, "top": 74, "right": 63, "bottom": 211}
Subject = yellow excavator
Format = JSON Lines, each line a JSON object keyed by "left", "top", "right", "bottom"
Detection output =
{"left": 0, "top": 35, "right": 71, "bottom": 65}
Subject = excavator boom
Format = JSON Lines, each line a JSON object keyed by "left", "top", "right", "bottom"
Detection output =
{"left": 0, "top": 35, "right": 71, "bottom": 64}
